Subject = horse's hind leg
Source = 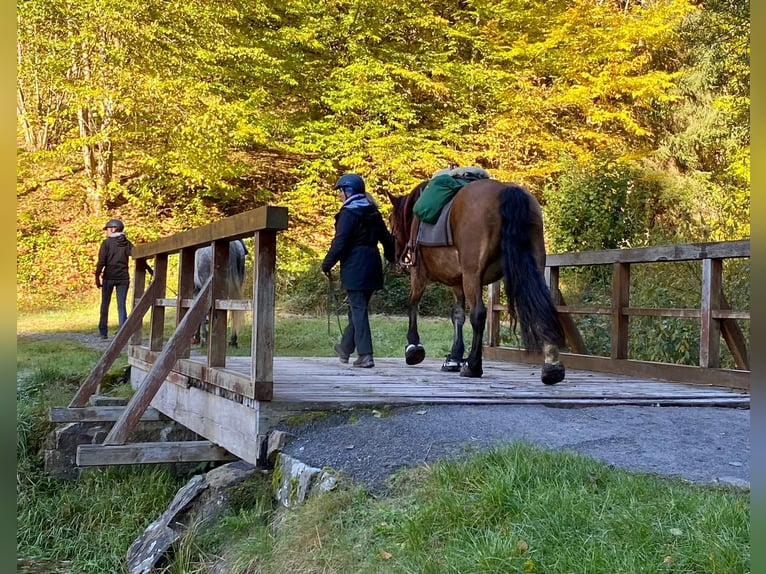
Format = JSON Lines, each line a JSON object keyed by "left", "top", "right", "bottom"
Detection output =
{"left": 460, "top": 280, "right": 486, "bottom": 378}
{"left": 541, "top": 342, "right": 565, "bottom": 385}
{"left": 442, "top": 286, "right": 466, "bottom": 372}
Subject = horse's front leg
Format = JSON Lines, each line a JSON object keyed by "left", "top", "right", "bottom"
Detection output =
{"left": 460, "top": 283, "right": 486, "bottom": 378}
{"left": 442, "top": 286, "right": 466, "bottom": 372}
{"left": 405, "top": 270, "right": 426, "bottom": 365}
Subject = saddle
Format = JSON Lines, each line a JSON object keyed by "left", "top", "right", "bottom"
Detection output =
{"left": 401, "top": 167, "right": 489, "bottom": 267}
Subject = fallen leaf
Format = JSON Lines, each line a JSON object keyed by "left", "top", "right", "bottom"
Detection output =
{"left": 372, "top": 410, "right": 382, "bottom": 418}
{"left": 523, "top": 559, "right": 535, "bottom": 572}
{"left": 377, "top": 550, "right": 393, "bottom": 560}
{"left": 669, "top": 528, "right": 683, "bottom": 536}
{"left": 517, "top": 539, "right": 528, "bottom": 554}
{"left": 663, "top": 555, "right": 674, "bottom": 565}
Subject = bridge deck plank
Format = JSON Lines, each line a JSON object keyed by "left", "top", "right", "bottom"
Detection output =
{"left": 179, "top": 356, "right": 748, "bottom": 408}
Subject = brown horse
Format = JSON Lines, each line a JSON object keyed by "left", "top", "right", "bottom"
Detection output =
{"left": 387, "top": 178, "right": 566, "bottom": 384}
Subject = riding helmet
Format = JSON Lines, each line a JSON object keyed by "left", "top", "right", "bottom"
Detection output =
{"left": 103, "top": 218, "right": 124, "bottom": 232}
{"left": 334, "top": 173, "right": 365, "bottom": 196}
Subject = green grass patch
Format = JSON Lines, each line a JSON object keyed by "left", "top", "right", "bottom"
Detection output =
{"left": 206, "top": 443, "right": 749, "bottom": 574}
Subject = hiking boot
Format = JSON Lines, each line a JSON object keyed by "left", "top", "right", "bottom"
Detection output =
{"left": 99, "top": 334, "right": 108, "bottom": 340}
{"left": 353, "top": 354, "right": 375, "bottom": 368}
{"left": 333, "top": 343, "right": 350, "bottom": 364}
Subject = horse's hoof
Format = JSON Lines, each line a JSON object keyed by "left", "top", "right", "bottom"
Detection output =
{"left": 459, "top": 363, "right": 483, "bottom": 378}
{"left": 405, "top": 344, "right": 425, "bottom": 365}
{"left": 541, "top": 362, "right": 565, "bottom": 385}
{"left": 441, "top": 356, "right": 463, "bottom": 372}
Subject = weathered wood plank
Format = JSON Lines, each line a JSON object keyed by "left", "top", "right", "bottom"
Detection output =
{"left": 208, "top": 241, "right": 229, "bottom": 368}
{"left": 77, "top": 441, "right": 237, "bottom": 466}
{"left": 483, "top": 347, "right": 749, "bottom": 390}
{"left": 131, "top": 206, "right": 288, "bottom": 259}
{"left": 50, "top": 406, "right": 165, "bottom": 423}
{"left": 149, "top": 254, "right": 168, "bottom": 352}
{"left": 128, "top": 364, "right": 262, "bottom": 464}
{"left": 546, "top": 239, "right": 749, "bottom": 267}
{"left": 251, "top": 231, "right": 277, "bottom": 400}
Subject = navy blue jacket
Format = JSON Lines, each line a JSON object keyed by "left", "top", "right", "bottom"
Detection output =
{"left": 322, "top": 195, "right": 395, "bottom": 291}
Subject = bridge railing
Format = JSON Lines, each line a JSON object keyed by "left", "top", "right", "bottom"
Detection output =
{"left": 485, "top": 239, "right": 750, "bottom": 390}
{"left": 127, "top": 205, "right": 288, "bottom": 400}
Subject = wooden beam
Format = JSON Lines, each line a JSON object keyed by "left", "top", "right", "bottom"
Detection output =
{"left": 175, "top": 248, "right": 196, "bottom": 360}
{"left": 700, "top": 258, "right": 722, "bottom": 368}
{"left": 611, "top": 262, "right": 630, "bottom": 360}
{"left": 483, "top": 346, "right": 749, "bottom": 390}
{"left": 131, "top": 259, "right": 151, "bottom": 345}
{"left": 69, "top": 281, "right": 159, "bottom": 408}
{"left": 208, "top": 240, "right": 230, "bottom": 368}
{"left": 486, "top": 282, "right": 500, "bottom": 346}
{"left": 149, "top": 253, "right": 168, "bottom": 352}
{"left": 77, "top": 441, "right": 237, "bottom": 466}
{"left": 103, "top": 277, "right": 213, "bottom": 445}
{"left": 251, "top": 230, "right": 278, "bottom": 400}
{"left": 50, "top": 406, "right": 165, "bottom": 423}
{"left": 547, "top": 239, "right": 749, "bottom": 267}
{"left": 131, "top": 205, "right": 288, "bottom": 259}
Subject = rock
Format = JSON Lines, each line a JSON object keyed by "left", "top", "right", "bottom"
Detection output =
{"left": 126, "top": 461, "right": 260, "bottom": 574}
{"left": 266, "top": 430, "right": 293, "bottom": 464}
{"left": 274, "top": 453, "right": 337, "bottom": 508}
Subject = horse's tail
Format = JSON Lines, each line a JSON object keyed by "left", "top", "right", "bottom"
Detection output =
{"left": 499, "top": 185, "right": 564, "bottom": 350}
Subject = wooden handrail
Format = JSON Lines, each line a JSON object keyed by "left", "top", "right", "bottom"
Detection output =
{"left": 486, "top": 239, "right": 750, "bottom": 389}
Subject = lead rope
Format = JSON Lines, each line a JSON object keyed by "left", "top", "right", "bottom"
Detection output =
{"left": 326, "top": 277, "right": 344, "bottom": 337}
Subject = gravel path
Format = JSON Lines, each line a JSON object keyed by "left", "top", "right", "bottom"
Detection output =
{"left": 276, "top": 402, "right": 750, "bottom": 493}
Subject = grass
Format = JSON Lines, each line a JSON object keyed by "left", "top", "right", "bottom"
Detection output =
{"left": 193, "top": 444, "right": 749, "bottom": 574}
{"left": 17, "top": 307, "right": 750, "bottom": 573}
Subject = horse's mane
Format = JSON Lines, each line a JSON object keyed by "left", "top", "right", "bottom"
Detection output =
{"left": 396, "top": 181, "right": 427, "bottom": 242}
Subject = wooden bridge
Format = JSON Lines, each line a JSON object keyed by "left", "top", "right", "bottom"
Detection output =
{"left": 58, "top": 207, "right": 750, "bottom": 468}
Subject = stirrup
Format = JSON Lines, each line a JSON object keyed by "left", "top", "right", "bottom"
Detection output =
{"left": 399, "top": 247, "right": 416, "bottom": 268}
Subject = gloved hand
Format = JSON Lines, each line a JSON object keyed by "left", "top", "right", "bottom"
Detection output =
{"left": 95, "top": 275, "right": 102, "bottom": 288}
{"left": 323, "top": 270, "right": 332, "bottom": 281}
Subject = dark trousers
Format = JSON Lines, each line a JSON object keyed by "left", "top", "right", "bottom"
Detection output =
{"left": 339, "top": 290, "right": 374, "bottom": 356}
{"left": 99, "top": 280, "right": 129, "bottom": 337}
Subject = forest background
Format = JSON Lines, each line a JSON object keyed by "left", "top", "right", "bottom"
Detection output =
{"left": 16, "top": 0, "right": 749, "bottom": 317}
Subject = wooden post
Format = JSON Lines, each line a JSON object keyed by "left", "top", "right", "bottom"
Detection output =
{"left": 251, "top": 230, "right": 277, "bottom": 400}
{"left": 611, "top": 262, "right": 630, "bottom": 360}
{"left": 486, "top": 281, "right": 500, "bottom": 347}
{"left": 176, "top": 248, "right": 196, "bottom": 359}
{"left": 149, "top": 253, "right": 168, "bottom": 351}
{"left": 700, "top": 258, "right": 722, "bottom": 368}
{"left": 208, "top": 241, "right": 230, "bottom": 368}
{"left": 131, "top": 258, "right": 150, "bottom": 346}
